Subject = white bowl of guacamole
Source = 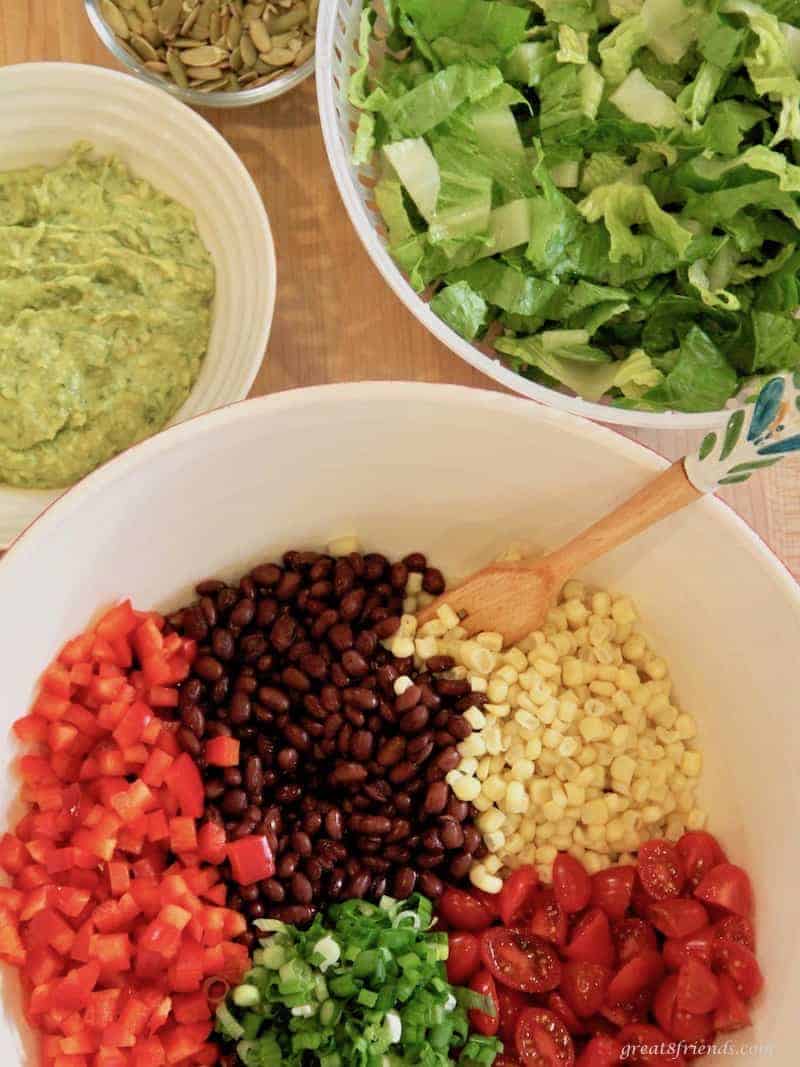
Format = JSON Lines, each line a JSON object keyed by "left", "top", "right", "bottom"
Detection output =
{"left": 0, "top": 63, "right": 276, "bottom": 545}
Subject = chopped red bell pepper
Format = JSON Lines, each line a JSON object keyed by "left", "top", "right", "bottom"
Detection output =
{"left": 163, "top": 754, "right": 204, "bottom": 819}
{"left": 203, "top": 736, "right": 240, "bottom": 767}
{"left": 226, "top": 834, "right": 276, "bottom": 885}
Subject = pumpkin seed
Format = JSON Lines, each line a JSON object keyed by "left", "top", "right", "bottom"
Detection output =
{"left": 187, "top": 63, "right": 226, "bottom": 79}
{"left": 166, "top": 47, "right": 190, "bottom": 86}
{"left": 209, "top": 11, "right": 221, "bottom": 38}
{"left": 116, "top": 0, "right": 136, "bottom": 10}
{"left": 140, "top": 20, "right": 164, "bottom": 45}
{"left": 180, "top": 5, "right": 200, "bottom": 33}
{"left": 143, "top": 59, "right": 170, "bottom": 71}
{"left": 248, "top": 17, "right": 271, "bottom": 52}
{"left": 294, "top": 37, "right": 314, "bottom": 65}
{"left": 226, "top": 13, "right": 242, "bottom": 47}
{"left": 249, "top": 70, "right": 284, "bottom": 87}
{"left": 157, "top": 0, "right": 182, "bottom": 35}
{"left": 261, "top": 46, "right": 294, "bottom": 65}
{"left": 181, "top": 43, "right": 228, "bottom": 64}
{"left": 134, "top": 0, "right": 152, "bottom": 17}
{"left": 229, "top": 45, "right": 243, "bottom": 70}
{"left": 197, "top": 76, "right": 230, "bottom": 90}
{"left": 100, "top": 0, "right": 130, "bottom": 38}
{"left": 123, "top": 9, "right": 144, "bottom": 32}
{"left": 242, "top": 2, "right": 265, "bottom": 17}
{"left": 130, "top": 32, "right": 159, "bottom": 59}
{"left": 266, "top": 1, "right": 305, "bottom": 33}
{"left": 239, "top": 30, "right": 258, "bottom": 66}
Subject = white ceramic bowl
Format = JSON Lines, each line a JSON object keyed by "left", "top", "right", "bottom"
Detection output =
{"left": 0, "top": 62, "right": 276, "bottom": 547}
{"left": 316, "top": 0, "right": 741, "bottom": 432}
{"left": 0, "top": 382, "right": 798, "bottom": 1063}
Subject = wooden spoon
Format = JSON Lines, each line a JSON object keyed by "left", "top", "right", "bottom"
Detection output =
{"left": 418, "top": 374, "right": 800, "bottom": 644}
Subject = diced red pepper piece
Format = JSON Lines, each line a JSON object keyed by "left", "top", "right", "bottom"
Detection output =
{"left": 81, "top": 986, "right": 119, "bottom": 1034}
{"left": 56, "top": 960, "right": 101, "bottom": 1010}
{"left": 130, "top": 1037, "right": 166, "bottom": 1067}
{"left": 0, "top": 833, "right": 28, "bottom": 874}
{"left": 97, "top": 601, "right": 138, "bottom": 640}
{"left": 161, "top": 1021, "right": 212, "bottom": 1064}
{"left": 166, "top": 936, "right": 203, "bottom": 994}
{"left": 163, "top": 754, "right": 204, "bottom": 819}
{"left": 172, "top": 991, "right": 211, "bottom": 1024}
{"left": 110, "top": 780, "right": 155, "bottom": 824}
{"left": 113, "top": 703, "right": 153, "bottom": 748}
{"left": 13, "top": 714, "right": 50, "bottom": 744}
{"left": 203, "top": 736, "right": 240, "bottom": 767}
{"left": 27, "top": 908, "right": 75, "bottom": 956}
{"left": 169, "top": 818, "right": 198, "bottom": 855}
{"left": 226, "top": 834, "right": 275, "bottom": 885}
{"left": 0, "top": 911, "right": 25, "bottom": 966}
{"left": 53, "top": 885, "right": 92, "bottom": 918}
{"left": 89, "top": 933, "right": 132, "bottom": 972}
{"left": 196, "top": 822, "right": 226, "bottom": 866}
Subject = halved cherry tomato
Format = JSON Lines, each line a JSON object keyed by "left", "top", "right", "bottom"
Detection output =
{"left": 605, "top": 951, "right": 664, "bottom": 1006}
{"left": 548, "top": 991, "right": 587, "bottom": 1036}
{"left": 470, "top": 887, "right": 502, "bottom": 920}
{"left": 498, "top": 984, "right": 530, "bottom": 1044}
{"left": 676, "top": 831, "right": 726, "bottom": 890}
{"left": 712, "top": 914, "right": 755, "bottom": 950}
{"left": 653, "top": 975, "right": 713, "bottom": 1044}
{"left": 590, "top": 867, "right": 635, "bottom": 921}
{"left": 711, "top": 940, "right": 763, "bottom": 1000}
{"left": 438, "top": 887, "right": 493, "bottom": 932}
{"left": 676, "top": 957, "right": 720, "bottom": 1014}
{"left": 499, "top": 865, "right": 540, "bottom": 926}
{"left": 616, "top": 1022, "right": 685, "bottom": 1065}
{"left": 531, "top": 891, "right": 569, "bottom": 948}
{"left": 564, "top": 909, "right": 614, "bottom": 969}
{"left": 713, "top": 974, "right": 751, "bottom": 1033}
{"left": 647, "top": 899, "right": 708, "bottom": 940}
{"left": 553, "top": 854, "right": 591, "bottom": 914}
{"left": 575, "top": 1035, "right": 622, "bottom": 1067}
{"left": 480, "top": 927, "right": 562, "bottom": 993}
{"left": 469, "top": 969, "right": 499, "bottom": 1036}
{"left": 516, "top": 1007, "right": 575, "bottom": 1067}
{"left": 560, "top": 961, "right": 610, "bottom": 1018}
{"left": 694, "top": 864, "right": 753, "bottom": 917}
{"left": 661, "top": 926, "right": 714, "bottom": 972}
{"left": 612, "top": 919, "right": 658, "bottom": 967}
{"left": 637, "top": 841, "right": 685, "bottom": 901}
{"left": 446, "top": 931, "right": 481, "bottom": 986}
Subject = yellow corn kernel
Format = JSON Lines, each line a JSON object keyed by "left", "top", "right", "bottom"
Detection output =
{"left": 452, "top": 775, "right": 481, "bottom": 802}
{"left": 581, "top": 799, "right": 609, "bottom": 826}
{"left": 681, "top": 750, "right": 703, "bottom": 777}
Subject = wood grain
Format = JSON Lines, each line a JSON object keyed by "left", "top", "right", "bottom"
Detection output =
{"left": 2, "top": 0, "right": 798, "bottom": 576}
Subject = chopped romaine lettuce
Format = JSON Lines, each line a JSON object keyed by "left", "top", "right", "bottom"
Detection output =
{"left": 350, "top": 0, "right": 800, "bottom": 411}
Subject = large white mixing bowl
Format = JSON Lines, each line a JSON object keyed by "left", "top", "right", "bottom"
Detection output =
{"left": 0, "top": 383, "right": 797, "bottom": 1063}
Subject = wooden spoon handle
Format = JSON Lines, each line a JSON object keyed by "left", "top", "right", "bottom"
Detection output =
{"left": 545, "top": 459, "right": 701, "bottom": 580}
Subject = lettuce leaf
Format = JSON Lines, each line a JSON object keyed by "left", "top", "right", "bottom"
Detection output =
{"left": 429, "top": 281, "right": 489, "bottom": 338}
{"left": 578, "top": 181, "right": 694, "bottom": 262}
{"left": 641, "top": 325, "right": 739, "bottom": 410}
{"left": 398, "top": 0, "right": 529, "bottom": 66}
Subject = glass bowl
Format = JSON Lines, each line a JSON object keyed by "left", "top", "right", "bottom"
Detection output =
{"left": 84, "top": 0, "right": 314, "bottom": 108}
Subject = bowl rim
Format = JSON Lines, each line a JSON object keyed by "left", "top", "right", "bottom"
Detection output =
{"left": 0, "top": 60, "right": 277, "bottom": 547}
{"left": 315, "top": 0, "right": 744, "bottom": 432}
{"left": 2, "top": 382, "right": 798, "bottom": 612}
{"left": 84, "top": 0, "right": 315, "bottom": 108}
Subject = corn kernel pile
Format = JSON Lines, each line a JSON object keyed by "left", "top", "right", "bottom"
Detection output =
{"left": 389, "top": 579, "right": 705, "bottom": 893}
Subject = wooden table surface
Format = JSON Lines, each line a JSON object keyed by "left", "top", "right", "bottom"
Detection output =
{"left": 3, "top": 0, "right": 798, "bottom": 576}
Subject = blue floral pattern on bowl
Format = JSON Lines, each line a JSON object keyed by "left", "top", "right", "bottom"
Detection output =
{"left": 685, "top": 373, "right": 800, "bottom": 493}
